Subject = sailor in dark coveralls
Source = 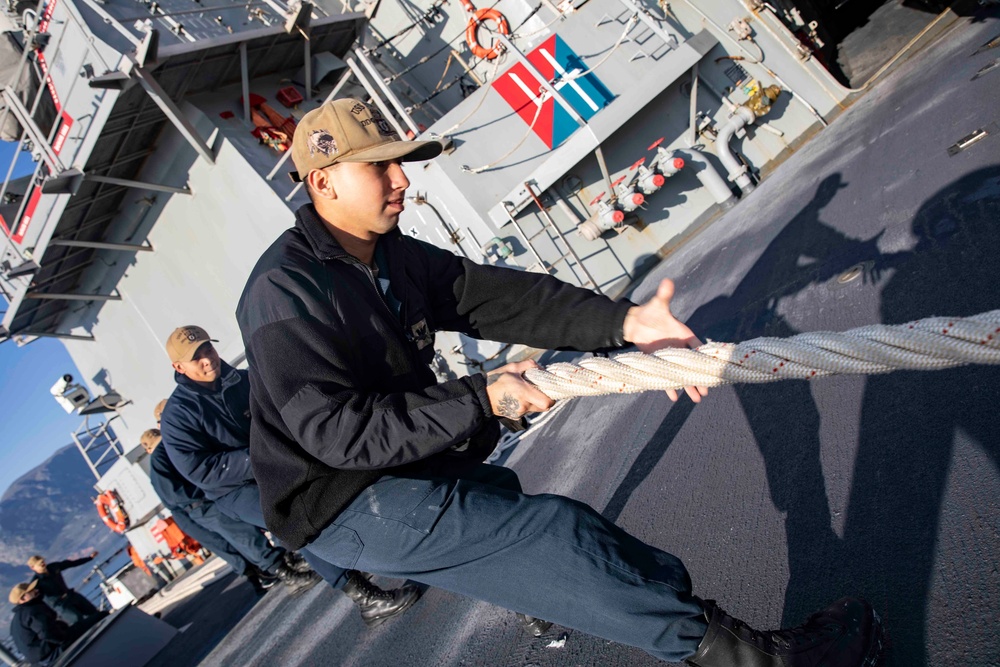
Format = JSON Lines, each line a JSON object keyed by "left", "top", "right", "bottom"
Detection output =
{"left": 234, "top": 98, "right": 887, "bottom": 667}
{"left": 158, "top": 331, "right": 422, "bottom": 627}
{"left": 9, "top": 581, "right": 78, "bottom": 666}
{"left": 141, "top": 428, "right": 285, "bottom": 594}
{"left": 27, "top": 553, "right": 102, "bottom": 625}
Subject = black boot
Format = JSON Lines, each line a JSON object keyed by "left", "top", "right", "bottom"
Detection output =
{"left": 245, "top": 566, "right": 279, "bottom": 595}
{"left": 515, "top": 612, "right": 553, "bottom": 637}
{"left": 686, "top": 597, "right": 886, "bottom": 667}
{"left": 274, "top": 564, "right": 321, "bottom": 596}
{"left": 340, "top": 570, "right": 422, "bottom": 627}
{"left": 282, "top": 551, "right": 312, "bottom": 574}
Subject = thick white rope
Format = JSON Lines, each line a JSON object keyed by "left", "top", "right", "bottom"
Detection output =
{"left": 524, "top": 311, "right": 1000, "bottom": 401}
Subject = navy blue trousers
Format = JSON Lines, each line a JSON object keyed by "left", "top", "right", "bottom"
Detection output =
{"left": 306, "top": 463, "right": 707, "bottom": 663}
{"left": 215, "top": 482, "right": 349, "bottom": 588}
{"left": 170, "top": 505, "right": 254, "bottom": 575}
{"left": 185, "top": 499, "right": 284, "bottom": 573}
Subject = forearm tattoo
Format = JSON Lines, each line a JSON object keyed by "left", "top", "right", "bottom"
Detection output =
{"left": 497, "top": 393, "right": 520, "bottom": 419}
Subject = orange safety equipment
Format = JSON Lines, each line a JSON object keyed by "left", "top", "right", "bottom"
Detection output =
{"left": 95, "top": 489, "right": 129, "bottom": 534}
{"left": 151, "top": 518, "right": 205, "bottom": 564}
{"left": 460, "top": 0, "right": 509, "bottom": 61}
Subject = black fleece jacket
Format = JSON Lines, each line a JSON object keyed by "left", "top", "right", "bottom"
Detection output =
{"left": 10, "top": 599, "right": 68, "bottom": 664}
{"left": 236, "top": 204, "right": 632, "bottom": 548}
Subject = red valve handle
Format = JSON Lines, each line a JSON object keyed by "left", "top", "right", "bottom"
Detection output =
{"left": 589, "top": 192, "right": 606, "bottom": 207}
{"left": 629, "top": 157, "right": 645, "bottom": 170}
{"left": 611, "top": 175, "right": 627, "bottom": 188}
{"left": 648, "top": 137, "right": 665, "bottom": 151}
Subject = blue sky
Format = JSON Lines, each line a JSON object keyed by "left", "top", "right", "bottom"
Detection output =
{"left": 0, "top": 140, "right": 83, "bottom": 494}
{"left": 0, "top": 337, "right": 87, "bottom": 493}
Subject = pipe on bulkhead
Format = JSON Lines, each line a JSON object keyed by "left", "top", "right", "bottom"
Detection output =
{"left": 713, "top": 105, "right": 757, "bottom": 195}
{"left": 672, "top": 148, "right": 737, "bottom": 210}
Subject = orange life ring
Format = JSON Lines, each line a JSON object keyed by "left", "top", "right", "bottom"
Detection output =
{"left": 95, "top": 490, "right": 129, "bottom": 534}
{"left": 466, "top": 8, "right": 509, "bottom": 61}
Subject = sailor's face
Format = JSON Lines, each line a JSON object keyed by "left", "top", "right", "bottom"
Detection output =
{"left": 19, "top": 589, "right": 40, "bottom": 603}
{"left": 174, "top": 342, "right": 221, "bottom": 383}
{"left": 331, "top": 160, "right": 410, "bottom": 236}
{"left": 29, "top": 561, "right": 46, "bottom": 574}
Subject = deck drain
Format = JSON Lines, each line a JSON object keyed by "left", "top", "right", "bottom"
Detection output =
{"left": 838, "top": 265, "right": 864, "bottom": 284}
{"left": 830, "top": 260, "right": 876, "bottom": 290}
{"left": 947, "top": 123, "right": 997, "bottom": 156}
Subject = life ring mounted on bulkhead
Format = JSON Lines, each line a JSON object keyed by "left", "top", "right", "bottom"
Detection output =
{"left": 461, "top": 0, "right": 509, "bottom": 61}
{"left": 95, "top": 489, "right": 129, "bottom": 534}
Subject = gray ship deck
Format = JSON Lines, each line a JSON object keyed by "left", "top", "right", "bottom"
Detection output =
{"left": 144, "top": 9, "right": 999, "bottom": 667}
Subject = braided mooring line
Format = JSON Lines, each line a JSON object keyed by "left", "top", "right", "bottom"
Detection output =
{"left": 523, "top": 311, "right": 1000, "bottom": 401}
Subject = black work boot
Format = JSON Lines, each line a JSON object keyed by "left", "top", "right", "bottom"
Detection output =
{"left": 686, "top": 597, "right": 886, "bottom": 667}
{"left": 245, "top": 565, "right": 279, "bottom": 595}
{"left": 282, "top": 551, "right": 312, "bottom": 574}
{"left": 274, "top": 564, "right": 321, "bottom": 596}
{"left": 515, "top": 612, "right": 553, "bottom": 637}
{"left": 340, "top": 570, "right": 422, "bottom": 627}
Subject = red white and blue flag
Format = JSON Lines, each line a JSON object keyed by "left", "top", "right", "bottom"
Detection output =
{"left": 492, "top": 34, "right": 613, "bottom": 149}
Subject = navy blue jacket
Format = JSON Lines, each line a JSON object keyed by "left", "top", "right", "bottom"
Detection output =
{"left": 237, "top": 204, "right": 632, "bottom": 548}
{"left": 32, "top": 557, "right": 93, "bottom": 603}
{"left": 10, "top": 599, "right": 68, "bottom": 664}
{"left": 160, "top": 363, "right": 255, "bottom": 499}
{"left": 148, "top": 443, "right": 204, "bottom": 510}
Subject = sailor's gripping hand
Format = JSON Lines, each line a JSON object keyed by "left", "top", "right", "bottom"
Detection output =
{"left": 623, "top": 278, "right": 709, "bottom": 403}
{"left": 485, "top": 360, "right": 555, "bottom": 420}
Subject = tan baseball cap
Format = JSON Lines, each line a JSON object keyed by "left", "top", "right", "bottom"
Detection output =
{"left": 9, "top": 580, "right": 37, "bottom": 604}
{"left": 290, "top": 98, "right": 441, "bottom": 182}
{"left": 165, "top": 326, "right": 216, "bottom": 363}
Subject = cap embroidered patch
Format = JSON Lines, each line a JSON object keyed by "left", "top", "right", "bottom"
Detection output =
{"left": 308, "top": 129, "right": 337, "bottom": 157}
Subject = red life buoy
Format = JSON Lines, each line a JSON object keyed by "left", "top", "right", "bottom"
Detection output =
{"left": 466, "top": 8, "right": 509, "bottom": 61}
{"left": 95, "top": 490, "right": 129, "bottom": 534}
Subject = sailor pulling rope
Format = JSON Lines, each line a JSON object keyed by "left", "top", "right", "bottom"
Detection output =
{"left": 524, "top": 309, "right": 1000, "bottom": 401}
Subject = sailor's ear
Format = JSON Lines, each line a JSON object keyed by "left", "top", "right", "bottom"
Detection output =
{"left": 306, "top": 166, "right": 337, "bottom": 201}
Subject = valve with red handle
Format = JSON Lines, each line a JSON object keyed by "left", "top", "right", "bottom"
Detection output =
{"left": 612, "top": 173, "right": 645, "bottom": 212}
{"left": 631, "top": 157, "right": 666, "bottom": 196}
{"left": 578, "top": 191, "right": 626, "bottom": 241}
{"left": 648, "top": 136, "right": 685, "bottom": 178}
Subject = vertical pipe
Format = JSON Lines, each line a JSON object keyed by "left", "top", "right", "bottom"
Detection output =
{"left": 344, "top": 58, "right": 408, "bottom": 138}
{"left": 673, "top": 148, "right": 737, "bottom": 208}
{"left": 304, "top": 39, "right": 312, "bottom": 98}
{"left": 593, "top": 145, "right": 616, "bottom": 204}
{"left": 240, "top": 42, "right": 251, "bottom": 123}
{"left": 688, "top": 63, "right": 699, "bottom": 146}
{"left": 355, "top": 47, "right": 420, "bottom": 136}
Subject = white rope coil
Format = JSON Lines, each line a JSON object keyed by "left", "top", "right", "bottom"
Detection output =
{"left": 524, "top": 311, "right": 1000, "bottom": 401}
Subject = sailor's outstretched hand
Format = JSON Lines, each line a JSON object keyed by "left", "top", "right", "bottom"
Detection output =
{"left": 485, "top": 360, "right": 555, "bottom": 420}
{"left": 623, "top": 278, "right": 708, "bottom": 403}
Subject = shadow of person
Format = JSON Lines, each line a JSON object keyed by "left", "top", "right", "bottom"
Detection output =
{"left": 839, "top": 166, "right": 1000, "bottom": 667}
{"left": 602, "top": 173, "right": 892, "bottom": 624}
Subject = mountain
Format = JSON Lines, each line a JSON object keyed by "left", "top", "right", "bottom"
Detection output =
{"left": 0, "top": 443, "right": 127, "bottom": 630}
